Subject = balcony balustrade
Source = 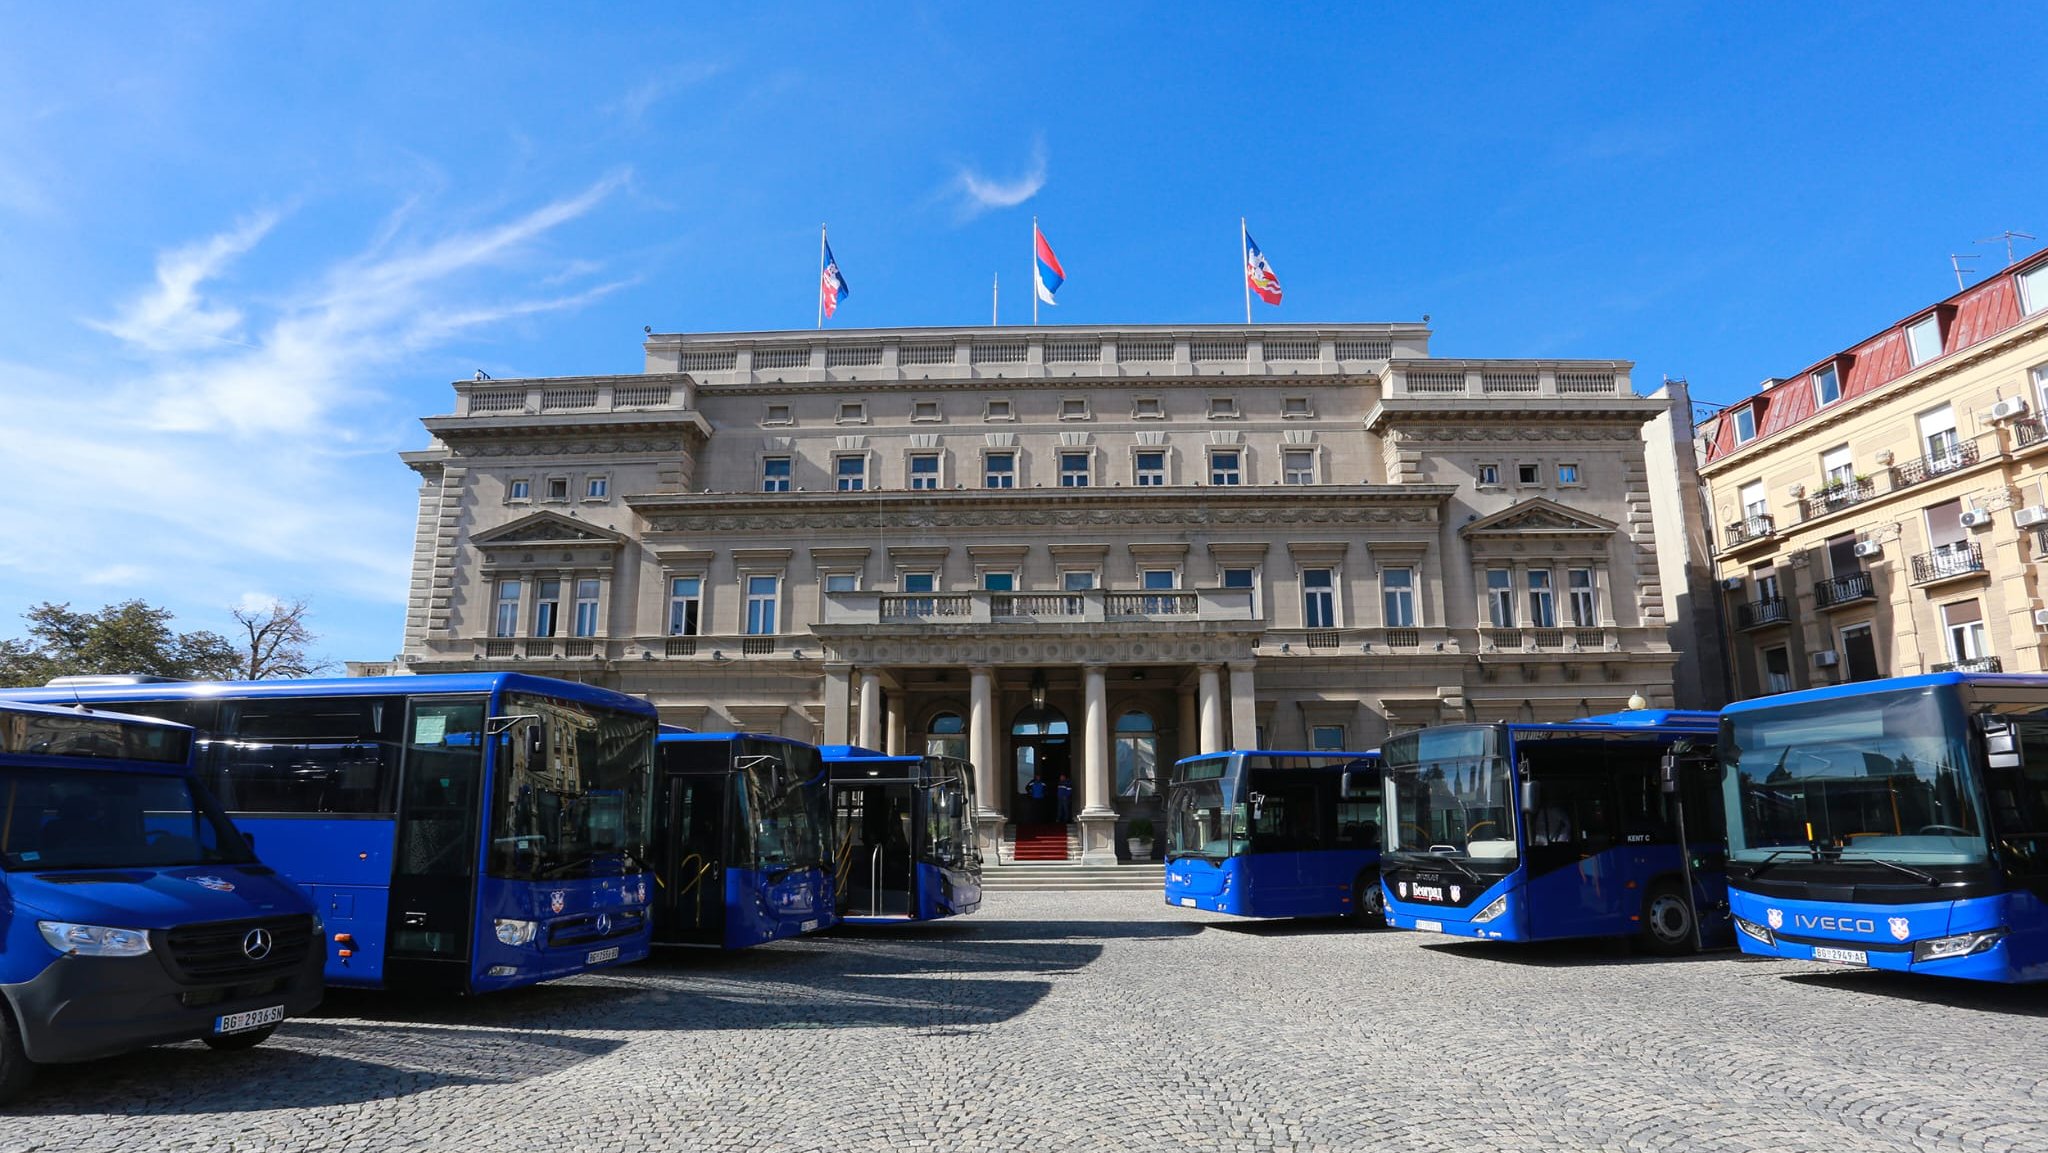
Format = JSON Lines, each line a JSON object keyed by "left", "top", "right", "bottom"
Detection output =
{"left": 827, "top": 588, "right": 1257, "bottom": 627}
{"left": 1932, "top": 656, "right": 2003, "bottom": 673}
{"left": 1812, "top": 572, "right": 1875, "bottom": 609}
{"left": 1735, "top": 597, "right": 1789, "bottom": 630}
{"left": 1910, "top": 543, "right": 1985, "bottom": 584}
{"left": 1799, "top": 477, "right": 1876, "bottom": 520}
{"left": 1890, "top": 440, "right": 1980, "bottom": 489}
{"left": 1723, "top": 514, "right": 1775, "bottom": 549}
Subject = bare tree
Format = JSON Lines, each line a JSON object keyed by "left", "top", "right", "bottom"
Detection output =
{"left": 231, "top": 597, "right": 333, "bottom": 680}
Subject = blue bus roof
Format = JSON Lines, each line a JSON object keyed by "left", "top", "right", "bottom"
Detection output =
{"left": 658, "top": 730, "right": 816, "bottom": 749}
{"left": 818, "top": 744, "right": 919, "bottom": 765}
{"left": 1569, "top": 709, "right": 1720, "bottom": 728}
{"left": 1171, "top": 748, "right": 1378, "bottom": 767}
{"left": 0, "top": 672, "right": 657, "bottom": 716}
{"left": 1720, "top": 671, "right": 2048, "bottom": 716}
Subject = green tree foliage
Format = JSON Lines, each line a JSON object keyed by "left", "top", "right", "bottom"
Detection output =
{"left": 0, "top": 601, "right": 241, "bottom": 687}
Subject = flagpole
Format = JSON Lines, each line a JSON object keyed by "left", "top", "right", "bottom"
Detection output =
{"left": 1031, "top": 216, "right": 1039, "bottom": 327}
{"left": 992, "top": 272, "right": 999, "bottom": 327}
{"left": 1241, "top": 217, "right": 1252, "bottom": 325}
{"left": 817, "top": 224, "right": 827, "bottom": 330}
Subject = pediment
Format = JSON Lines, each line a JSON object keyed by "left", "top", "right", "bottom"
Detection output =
{"left": 1459, "top": 498, "right": 1615, "bottom": 537}
{"left": 472, "top": 511, "right": 625, "bottom": 546}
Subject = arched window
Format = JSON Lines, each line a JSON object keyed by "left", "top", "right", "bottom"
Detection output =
{"left": 1115, "top": 709, "right": 1159, "bottom": 797}
{"left": 1010, "top": 705, "right": 1069, "bottom": 736}
{"left": 926, "top": 711, "right": 966, "bottom": 761}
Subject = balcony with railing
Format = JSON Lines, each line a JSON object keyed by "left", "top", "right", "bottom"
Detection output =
{"left": 2013, "top": 418, "right": 2048, "bottom": 450}
{"left": 1933, "top": 655, "right": 2003, "bottom": 674}
{"left": 1812, "top": 572, "right": 1876, "bottom": 609}
{"left": 1799, "top": 477, "right": 1877, "bottom": 521}
{"left": 1721, "top": 514, "right": 1776, "bottom": 551}
{"left": 1735, "top": 597, "right": 1790, "bottom": 630}
{"left": 1910, "top": 543, "right": 1985, "bottom": 585}
{"left": 822, "top": 588, "right": 1259, "bottom": 628}
{"left": 1890, "top": 440, "right": 1981, "bottom": 489}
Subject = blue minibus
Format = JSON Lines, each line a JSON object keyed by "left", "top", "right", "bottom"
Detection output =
{"left": 2, "top": 674, "right": 658, "bottom": 994}
{"left": 1, "top": 700, "right": 322, "bottom": 1101}
{"left": 819, "top": 745, "right": 982, "bottom": 923}
{"left": 654, "top": 731, "right": 836, "bottom": 947}
{"left": 1163, "top": 750, "right": 1384, "bottom": 920}
{"left": 1379, "top": 710, "right": 1727, "bottom": 953}
{"left": 1721, "top": 673, "right": 2048, "bottom": 982}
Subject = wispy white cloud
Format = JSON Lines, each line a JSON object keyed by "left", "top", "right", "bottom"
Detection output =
{"left": 947, "top": 138, "right": 1047, "bottom": 221}
{"left": 92, "top": 211, "right": 277, "bottom": 353}
{"left": 606, "top": 62, "right": 729, "bottom": 123}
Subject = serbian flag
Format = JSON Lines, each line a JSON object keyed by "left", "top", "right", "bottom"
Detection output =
{"left": 1245, "top": 231, "right": 1283, "bottom": 305}
{"left": 820, "top": 240, "right": 850, "bottom": 319}
{"left": 1033, "top": 223, "right": 1065, "bottom": 306}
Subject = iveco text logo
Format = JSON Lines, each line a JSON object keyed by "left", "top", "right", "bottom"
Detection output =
{"left": 1795, "top": 913, "right": 1878, "bottom": 934}
{"left": 242, "top": 928, "right": 274, "bottom": 960}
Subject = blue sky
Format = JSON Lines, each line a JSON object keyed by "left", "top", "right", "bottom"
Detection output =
{"left": 2, "top": 3, "right": 2044, "bottom": 665}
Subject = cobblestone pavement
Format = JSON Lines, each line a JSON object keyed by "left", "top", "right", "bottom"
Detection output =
{"left": 7, "top": 891, "right": 2048, "bottom": 1152}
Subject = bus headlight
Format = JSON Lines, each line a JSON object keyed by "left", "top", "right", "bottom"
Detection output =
{"left": 38, "top": 921, "right": 151, "bottom": 957}
{"left": 1734, "top": 916, "right": 1774, "bottom": 947}
{"left": 1912, "top": 928, "right": 2005, "bottom": 963}
{"left": 493, "top": 919, "right": 540, "bottom": 946}
{"left": 1470, "top": 896, "right": 1508, "bottom": 924}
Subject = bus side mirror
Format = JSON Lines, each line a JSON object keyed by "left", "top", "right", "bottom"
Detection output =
{"left": 1659, "top": 752, "right": 1679, "bottom": 795}
{"left": 1519, "top": 781, "right": 1538, "bottom": 813}
{"left": 1979, "top": 714, "right": 2020, "bottom": 770}
{"left": 526, "top": 723, "right": 545, "bottom": 758}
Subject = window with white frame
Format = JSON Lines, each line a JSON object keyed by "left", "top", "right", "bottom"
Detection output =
{"left": 2034, "top": 363, "right": 2048, "bottom": 414}
{"left": 1059, "top": 398, "right": 1090, "bottom": 421}
{"left": 1302, "top": 568, "right": 1336, "bottom": 628}
{"left": 1526, "top": 569, "right": 1557, "bottom": 628}
{"left": 668, "top": 577, "right": 702, "bottom": 636}
{"left": 1221, "top": 567, "right": 1255, "bottom": 591}
{"left": 1282, "top": 396, "right": 1313, "bottom": 419}
{"left": 1568, "top": 568, "right": 1596, "bottom": 626}
{"left": 912, "top": 399, "right": 942, "bottom": 422}
{"left": 745, "top": 575, "right": 780, "bottom": 635}
{"left": 1822, "top": 444, "right": 1854, "bottom": 488}
{"left": 2019, "top": 262, "right": 2048, "bottom": 316}
{"left": 1919, "top": 405, "right": 1960, "bottom": 470}
{"left": 1734, "top": 407, "right": 1757, "bottom": 444}
{"left": 909, "top": 453, "right": 940, "bottom": 490}
{"left": 1141, "top": 568, "right": 1179, "bottom": 613}
{"left": 532, "top": 579, "right": 562, "bottom": 638}
{"left": 822, "top": 571, "right": 859, "bottom": 595}
{"left": 1763, "top": 646, "right": 1792, "bottom": 694}
{"left": 1381, "top": 567, "right": 1415, "bottom": 627}
{"left": 1310, "top": 725, "right": 1347, "bottom": 751}
{"left": 572, "top": 579, "right": 601, "bottom": 637}
{"left": 762, "top": 457, "right": 792, "bottom": 492}
{"left": 1740, "top": 480, "right": 1768, "bottom": 521}
{"left": 984, "top": 399, "right": 1013, "bottom": 421}
{"left": 1062, "top": 569, "right": 1097, "bottom": 591}
{"left": 984, "top": 452, "right": 1016, "bottom": 488}
{"left": 545, "top": 476, "right": 569, "bottom": 501}
{"left": 585, "top": 476, "right": 608, "bottom": 500}
{"left": 1283, "top": 449, "right": 1315, "bottom": 485}
{"left": 835, "top": 455, "right": 867, "bottom": 491}
{"left": 902, "top": 571, "right": 936, "bottom": 593}
{"left": 1115, "top": 710, "right": 1160, "bottom": 797}
{"left": 926, "top": 712, "right": 967, "bottom": 762}
{"left": 1476, "top": 463, "right": 1501, "bottom": 487}
{"left": 1135, "top": 450, "right": 1167, "bottom": 486}
{"left": 1906, "top": 315, "right": 1943, "bottom": 366}
{"left": 1943, "top": 599, "right": 1987, "bottom": 663}
{"left": 1813, "top": 364, "right": 1841, "bottom": 407}
{"left": 1517, "top": 462, "right": 1541, "bottom": 485}
{"left": 494, "top": 579, "right": 522, "bottom": 637}
{"left": 1209, "top": 450, "right": 1242, "bottom": 486}
{"left": 1752, "top": 563, "right": 1780, "bottom": 602}
{"left": 1486, "top": 569, "right": 1514, "bottom": 627}
{"left": 837, "top": 401, "right": 866, "bottom": 424}
{"left": 1208, "top": 396, "right": 1240, "bottom": 419}
{"left": 979, "top": 570, "right": 1014, "bottom": 592}
{"left": 1557, "top": 463, "right": 1580, "bottom": 486}
{"left": 507, "top": 478, "right": 531, "bottom": 502}
{"left": 1059, "top": 452, "right": 1091, "bottom": 487}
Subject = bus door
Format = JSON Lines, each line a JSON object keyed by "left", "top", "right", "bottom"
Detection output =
{"left": 657, "top": 772, "right": 727, "bottom": 945}
{"left": 1667, "top": 745, "right": 1731, "bottom": 941}
{"left": 1520, "top": 745, "right": 1621, "bottom": 939}
{"left": 1244, "top": 775, "right": 1316, "bottom": 915}
{"left": 839, "top": 780, "right": 914, "bottom": 917}
{"left": 385, "top": 700, "right": 487, "bottom": 990}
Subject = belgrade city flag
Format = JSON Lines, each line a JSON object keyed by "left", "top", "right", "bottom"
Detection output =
{"left": 1245, "top": 231, "right": 1282, "bottom": 305}
{"left": 820, "top": 241, "right": 850, "bottom": 319}
{"left": 1033, "top": 224, "right": 1065, "bottom": 306}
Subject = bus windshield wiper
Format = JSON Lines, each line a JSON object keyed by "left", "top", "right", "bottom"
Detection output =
{"left": 1384, "top": 848, "right": 1479, "bottom": 882}
{"left": 1745, "top": 846, "right": 1819, "bottom": 874}
{"left": 1840, "top": 855, "right": 1938, "bottom": 885}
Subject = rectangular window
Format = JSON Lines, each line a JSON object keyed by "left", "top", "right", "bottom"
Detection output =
{"left": 1526, "top": 570, "right": 1556, "bottom": 628}
{"left": 1826, "top": 533, "right": 1862, "bottom": 579}
{"left": 1282, "top": 396, "right": 1312, "bottom": 418}
{"left": 1813, "top": 365, "right": 1841, "bottom": 407}
{"left": 585, "top": 476, "right": 608, "bottom": 500}
{"left": 1209, "top": 397, "right": 1239, "bottom": 419}
{"left": 668, "top": 577, "right": 702, "bottom": 636}
{"left": 983, "top": 571, "right": 1015, "bottom": 592}
{"left": 572, "top": 579, "right": 600, "bottom": 637}
{"left": 1059, "top": 398, "right": 1090, "bottom": 420}
{"left": 823, "top": 572, "right": 858, "bottom": 593}
{"left": 837, "top": 401, "right": 866, "bottom": 424}
{"left": 1221, "top": 567, "right": 1255, "bottom": 590}
{"left": 1943, "top": 600, "right": 1986, "bottom": 663}
{"left": 1062, "top": 569, "right": 1097, "bottom": 591}
{"left": 1568, "top": 568, "right": 1596, "bottom": 626}
{"left": 494, "top": 579, "right": 522, "bottom": 638}
{"left": 1059, "top": 452, "right": 1091, "bottom": 487}
{"left": 1382, "top": 567, "right": 1415, "bottom": 628}
{"left": 1841, "top": 623, "right": 1881, "bottom": 682}
{"left": 1486, "top": 569, "right": 1514, "bottom": 628}
{"left": 1310, "top": 725, "right": 1347, "bottom": 751}
{"left": 1734, "top": 407, "right": 1757, "bottom": 444}
{"left": 1822, "top": 444, "right": 1854, "bottom": 487}
{"left": 902, "top": 571, "right": 937, "bottom": 593}
{"left": 985, "top": 399, "right": 1013, "bottom": 421}
{"left": 984, "top": 452, "right": 1015, "bottom": 488}
{"left": 1906, "top": 316, "right": 1943, "bottom": 366}
{"left": 546, "top": 477, "right": 569, "bottom": 501}
{"left": 1919, "top": 405, "right": 1960, "bottom": 470}
{"left": 1133, "top": 397, "right": 1164, "bottom": 419}
{"left": 1763, "top": 646, "right": 1792, "bottom": 694}
{"left": 1302, "top": 568, "right": 1335, "bottom": 628}
{"left": 508, "top": 479, "right": 531, "bottom": 501}
{"left": 745, "top": 575, "right": 779, "bottom": 635}
{"left": 1752, "top": 564, "right": 1780, "bottom": 602}
{"left": 1210, "top": 450, "right": 1242, "bottom": 486}
{"left": 762, "top": 457, "right": 792, "bottom": 493}
{"left": 835, "top": 456, "right": 866, "bottom": 491}
{"left": 1135, "top": 451, "right": 1167, "bottom": 486}
{"left": 909, "top": 454, "right": 940, "bottom": 490}
{"left": 1283, "top": 450, "right": 1315, "bottom": 485}
{"left": 1517, "top": 463, "right": 1541, "bottom": 485}
{"left": 764, "top": 403, "right": 792, "bottom": 425}
{"left": 1740, "top": 480, "right": 1768, "bottom": 521}
{"left": 2035, "top": 364, "right": 2048, "bottom": 414}
{"left": 2019, "top": 263, "right": 2048, "bottom": 316}
{"left": 912, "top": 400, "right": 941, "bottom": 422}
{"left": 1557, "top": 463, "right": 1580, "bottom": 485}
{"left": 532, "top": 579, "right": 561, "bottom": 638}
{"left": 1477, "top": 464, "right": 1500, "bottom": 487}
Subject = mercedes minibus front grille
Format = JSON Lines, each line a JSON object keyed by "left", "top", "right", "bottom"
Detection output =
{"left": 161, "top": 915, "right": 315, "bottom": 982}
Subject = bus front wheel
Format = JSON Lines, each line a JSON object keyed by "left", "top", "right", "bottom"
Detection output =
{"left": 1351, "top": 873, "right": 1385, "bottom": 925}
{"left": 0, "top": 1002, "right": 34, "bottom": 1103}
{"left": 1640, "top": 882, "right": 1696, "bottom": 956}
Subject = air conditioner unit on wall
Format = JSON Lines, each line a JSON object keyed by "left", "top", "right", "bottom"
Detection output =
{"left": 1813, "top": 650, "right": 1840, "bottom": 667}
{"left": 2034, "top": 609, "right": 2048, "bottom": 628}
{"left": 1960, "top": 508, "right": 1995, "bottom": 529}
{"left": 1852, "top": 540, "right": 1883, "bottom": 558}
{"left": 1991, "top": 396, "right": 2030, "bottom": 421}
{"left": 2017, "top": 506, "right": 2048, "bottom": 529}
{"left": 1720, "top": 576, "right": 1746, "bottom": 591}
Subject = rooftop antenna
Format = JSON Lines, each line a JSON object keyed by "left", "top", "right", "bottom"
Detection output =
{"left": 1976, "top": 230, "right": 2036, "bottom": 267}
{"left": 1950, "top": 252, "right": 1979, "bottom": 291}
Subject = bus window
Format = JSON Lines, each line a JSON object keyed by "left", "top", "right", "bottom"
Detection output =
{"left": 209, "top": 697, "right": 403, "bottom": 815}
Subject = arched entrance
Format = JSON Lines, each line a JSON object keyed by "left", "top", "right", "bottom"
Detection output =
{"left": 1011, "top": 704, "right": 1070, "bottom": 824}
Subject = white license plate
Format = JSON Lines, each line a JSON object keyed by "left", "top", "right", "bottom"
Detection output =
{"left": 1179, "top": 897, "right": 1197, "bottom": 907}
{"left": 801, "top": 919, "right": 820, "bottom": 932}
{"left": 215, "top": 1005, "right": 284, "bottom": 1035}
{"left": 585, "top": 946, "right": 620, "bottom": 965}
{"left": 1811, "top": 946, "right": 1868, "bottom": 966}
{"left": 1415, "top": 920, "right": 1443, "bottom": 933}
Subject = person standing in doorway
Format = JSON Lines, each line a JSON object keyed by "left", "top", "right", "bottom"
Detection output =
{"left": 1027, "top": 773, "right": 1048, "bottom": 823}
{"left": 1056, "top": 775, "right": 1073, "bottom": 824}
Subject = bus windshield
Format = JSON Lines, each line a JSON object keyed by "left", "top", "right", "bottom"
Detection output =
{"left": 1166, "top": 756, "right": 1239, "bottom": 860}
{"left": 1383, "top": 727, "right": 1519, "bottom": 871}
{"left": 489, "top": 693, "right": 655, "bottom": 881}
{"left": 740, "top": 748, "right": 827, "bottom": 874}
{"left": 1723, "top": 685, "right": 1985, "bottom": 866}
{"left": 0, "top": 765, "right": 255, "bottom": 872}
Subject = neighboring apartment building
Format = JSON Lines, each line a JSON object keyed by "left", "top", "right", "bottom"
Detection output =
{"left": 1700, "top": 250, "right": 2048, "bottom": 699}
{"left": 399, "top": 323, "right": 1694, "bottom": 863}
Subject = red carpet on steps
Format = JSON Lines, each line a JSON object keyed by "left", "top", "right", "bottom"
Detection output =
{"left": 1012, "top": 823, "right": 1070, "bottom": 861}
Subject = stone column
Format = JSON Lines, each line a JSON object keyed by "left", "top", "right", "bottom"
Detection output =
{"left": 1228, "top": 661, "right": 1259, "bottom": 750}
{"left": 1078, "top": 663, "right": 1119, "bottom": 864}
{"left": 886, "top": 697, "right": 908, "bottom": 756}
{"left": 969, "top": 666, "right": 1003, "bottom": 861}
{"left": 1197, "top": 664, "right": 1224, "bottom": 752}
{"left": 822, "top": 663, "right": 853, "bottom": 745}
{"left": 858, "top": 670, "right": 883, "bottom": 750}
{"left": 1177, "top": 683, "right": 1199, "bottom": 764}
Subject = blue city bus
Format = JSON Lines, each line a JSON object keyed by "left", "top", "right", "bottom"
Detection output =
{"left": 1379, "top": 710, "right": 1728, "bottom": 953}
{"left": 1, "top": 700, "right": 323, "bottom": 1101}
{"left": 653, "top": 731, "right": 836, "bottom": 948}
{"left": 1163, "top": 750, "right": 1384, "bottom": 920}
{"left": 1721, "top": 673, "right": 2048, "bottom": 983}
{"left": 2, "top": 675, "right": 657, "bottom": 994}
{"left": 819, "top": 745, "right": 982, "bottom": 923}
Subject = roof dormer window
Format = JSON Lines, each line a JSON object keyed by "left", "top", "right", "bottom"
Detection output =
{"left": 1733, "top": 406, "right": 1757, "bottom": 445}
{"left": 1812, "top": 365, "right": 1841, "bottom": 408}
{"left": 1906, "top": 314, "right": 1944, "bottom": 366}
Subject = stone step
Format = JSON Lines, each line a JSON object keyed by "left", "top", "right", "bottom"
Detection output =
{"left": 981, "top": 865, "right": 1165, "bottom": 892}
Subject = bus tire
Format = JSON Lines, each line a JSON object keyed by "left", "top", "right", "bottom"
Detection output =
{"left": 202, "top": 1025, "right": 278, "bottom": 1052}
{"left": 0, "top": 1001, "right": 34, "bottom": 1103}
{"left": 1351, "top": 872, "right": 1385, "bottom": 925}
{"left": 1640, "top": 881, "right": 1696, "bottom": 956}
